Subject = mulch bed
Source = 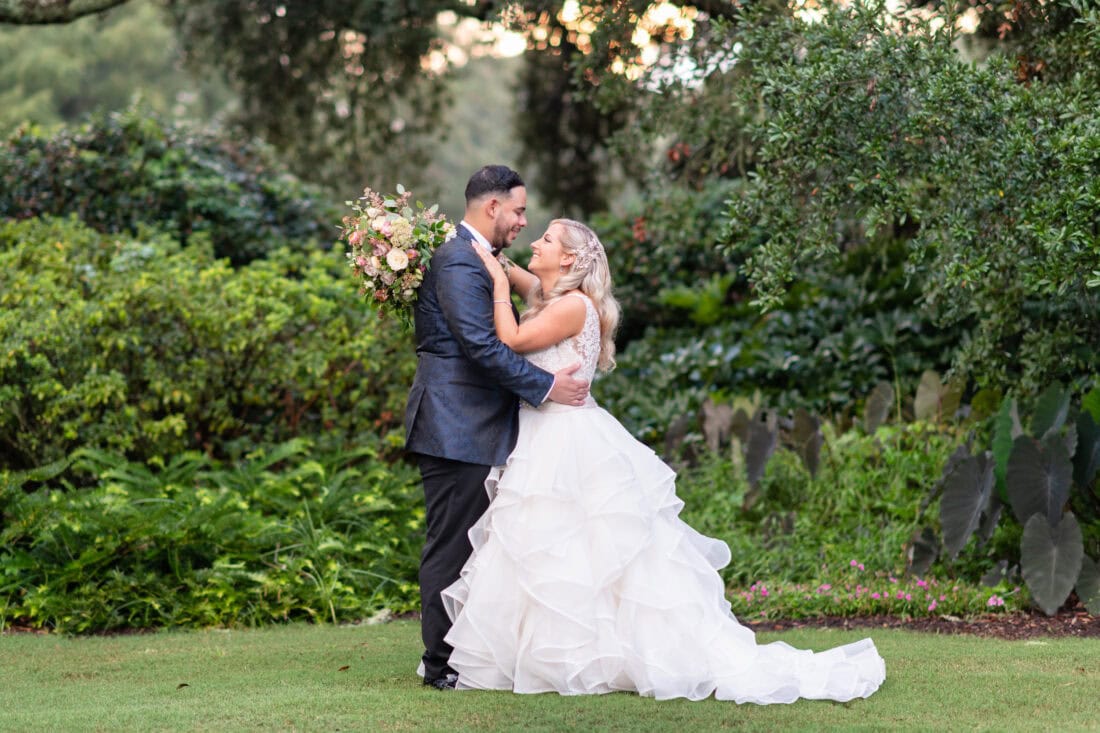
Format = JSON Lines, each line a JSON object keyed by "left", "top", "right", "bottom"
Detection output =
{"left": 4, "top": 603, "right": 1096, "bottom": 640}
{"left": 746, "top": 600, "right": 1099, "bottom": 641}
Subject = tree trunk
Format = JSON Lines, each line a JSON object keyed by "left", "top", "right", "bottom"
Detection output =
{"left": 0, "top": 0, "right": 130, "bottom": 25}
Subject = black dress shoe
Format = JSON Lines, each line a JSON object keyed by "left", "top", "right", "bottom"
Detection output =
{"left": 423, "top": 672, "right": 458, "bottom": 690}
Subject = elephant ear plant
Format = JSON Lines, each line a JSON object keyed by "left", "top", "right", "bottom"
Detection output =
{"left": 912, "top": 382, "right": 1100, "bottom": 616}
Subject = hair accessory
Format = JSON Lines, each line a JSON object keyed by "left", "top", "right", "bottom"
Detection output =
{"left": 570, "top": 227, "right": 603, "bottom": 272}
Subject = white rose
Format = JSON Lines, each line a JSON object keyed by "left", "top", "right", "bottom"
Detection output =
{"left": 385, "top": 248, "right": 409, "bottom": 271}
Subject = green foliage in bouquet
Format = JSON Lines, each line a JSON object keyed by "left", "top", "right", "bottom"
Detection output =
{"left": 0, "top": 216, "right": 414, "bottom": 472}
{"left": 0, "top": 441, "right": 423, "bottom": 632}
{"left": 0, "top": 106, "right": 333, "bottom": 265}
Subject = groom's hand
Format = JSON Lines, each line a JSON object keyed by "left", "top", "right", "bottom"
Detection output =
{"left": 548, "top": 362, "right": 589, "bottom": 406}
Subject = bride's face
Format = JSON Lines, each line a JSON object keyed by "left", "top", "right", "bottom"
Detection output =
{"left": 528, "top": 223, "right": 575, "bottom": 277}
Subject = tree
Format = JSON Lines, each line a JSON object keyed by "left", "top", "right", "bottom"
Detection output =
{"left": 0, "top": 1, "right": 230, "bottom": 134}
{"left": 707, "top": 1, "right": 1100, "bottom": 392}
{"left": 0, "top": 0, "right": 127, "bottom": 24}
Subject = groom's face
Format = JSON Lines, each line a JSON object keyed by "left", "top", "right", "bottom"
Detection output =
{"left": 491, "top": 186, "right": 528, "bottom": 250}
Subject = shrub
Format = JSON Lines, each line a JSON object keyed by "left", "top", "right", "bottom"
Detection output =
{"left": 0, "top": 442, "right": 423, "bottom": 632}
{"left": 0, "top": 216, "right": 413, "bottom": 471}
{"left": 720, "top": 1, "right": 1100, "bottom": 394}
{"left": 0, "top": 107, "right": 334, "bottom": 264}
{"left": 913, "top": 382, "right": 1100, "bottom": 616}
{"left": 595, "top": 179, "right": 741, "bottom": 343}
{"left": 674, "top": 421, "right": 960, "bottom": 588}
{"left": 596, "top": 240, "right": 960, "bottom": 443}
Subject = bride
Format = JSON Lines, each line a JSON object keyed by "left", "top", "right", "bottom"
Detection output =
{"left": 443, "top": 219, "right": 886, "bottom": 703}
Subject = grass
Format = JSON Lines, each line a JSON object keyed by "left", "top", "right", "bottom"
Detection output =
{"left": 1, "top": 620, "right": 1097, "bottom": 732}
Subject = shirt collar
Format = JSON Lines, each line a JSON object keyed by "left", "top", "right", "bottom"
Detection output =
{"left": 460, "top": 220, "right": 493, "bottom": 252}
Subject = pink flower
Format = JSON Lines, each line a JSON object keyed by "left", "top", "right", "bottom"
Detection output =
{"left": 987, "top": 595, "right": 1005, "bottom": 607}
{"left": 817, "top": 584, "right": 832, "bottom": 593}
{"left": 916, "top": 579, "right": 928, "bottom": 588}
{"left": 849, "top": 559, "right": 858, "bottom": 567}
{"left": 928, "top": 600, "right": 938, "bottom": 612}
{"left": 348, "top": 229, "right": 365, "bottom": 247}
{"left": 889, "top": 576, "right": 898, "bottom": 584}
{"left": 871, "top": 592, "right": 881, "bottom": 600}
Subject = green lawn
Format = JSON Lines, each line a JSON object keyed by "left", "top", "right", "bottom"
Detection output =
{"left": 1, "top": 621, "right": 1097, "bottom": 732}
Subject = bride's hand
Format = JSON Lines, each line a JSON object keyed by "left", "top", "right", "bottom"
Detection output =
{"left": 471, "top": 243, "right": 508, "bottom": 284}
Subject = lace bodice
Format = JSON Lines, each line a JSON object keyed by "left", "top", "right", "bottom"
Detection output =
{"left": 525, "top": 293, "right": 600, "bottom": 387}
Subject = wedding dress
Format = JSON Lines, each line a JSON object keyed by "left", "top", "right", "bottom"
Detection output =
{"left": 440, "top": 293, "right": 886, "bottom": 703}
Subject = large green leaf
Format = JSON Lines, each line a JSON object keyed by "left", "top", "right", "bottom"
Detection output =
{"left": 744, "top": 410, "right": 778, "bottom": 490}
{"left": 906, "top": 527, "right": 938, "bottom": 577}
{"left": 990, "top": 396, "right": 1017, "bottom": 503}
{"left": 1006, "top": 435, "right": 1073, "bottom": 526}
{"left": 1030, "top": 382, "right": 1070, "bottom": 441}
{"left": 863, "top": 381, "right": 893, "bottom": 433}
{"left": 914, "top": 370, "right": 963, "bottom": 424}
{"left": 914, "top": 370, "right": 942, "bottom": 422}
{"left": 701, "top": 397, "right": 732, "bottom": 452}
{"left": 790, "top": 408, "right": 822, "bottom": 478}
{"left": 968, "top": 387, "right": 1002, "bottom": 423}
{"left": 730, "top": 407, "right": 751, "bottom": 445}
{"left": 1021, "top": 512, "right": 1083, "bottom": 616}
{"left": 940, "top": 452, "right": 994, "bottom": 559}
{"left": 976, "top": 496, "right": 1003, "bottom": 548}
{"left": 1080, "top": 385, "right": 1100, "bottom": 423}
{"left": 1073, "top": 410, "right": 1100, "bottom": 491}
{"left": 1077, "top": 555, "right": 1100, "bottom": 615}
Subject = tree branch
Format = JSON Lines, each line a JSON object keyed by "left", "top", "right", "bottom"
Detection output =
{"left": 0, "top": 0, "right": 130, "bottom": 25}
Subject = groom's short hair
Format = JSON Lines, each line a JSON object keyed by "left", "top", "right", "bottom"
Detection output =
{"left": 465, "top": 165, "right": 524, "bottom": 205}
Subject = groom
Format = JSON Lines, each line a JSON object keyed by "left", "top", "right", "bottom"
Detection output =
{"left": 405, "top": 165, "right": 589, "bottom": 690}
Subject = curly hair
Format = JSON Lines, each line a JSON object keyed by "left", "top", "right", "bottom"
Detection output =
{"left": 520, "top": 219, "right": 620, "bottom": 372}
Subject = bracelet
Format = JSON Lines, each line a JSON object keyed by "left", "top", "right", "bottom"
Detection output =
{"left": 492, "top": 299, "right": 511, "bottom": 304}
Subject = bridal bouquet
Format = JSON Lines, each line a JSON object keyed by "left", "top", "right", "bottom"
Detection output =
{"left": 341, "top": 184, "right": 454, "bottom": 328}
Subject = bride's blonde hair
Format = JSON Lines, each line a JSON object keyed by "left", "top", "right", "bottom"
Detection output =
{"left": 521, "top": 219, "right": 620, "bottom": 372}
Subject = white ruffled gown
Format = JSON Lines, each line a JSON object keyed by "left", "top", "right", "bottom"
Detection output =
{"left": 440, "top": 293, "right": 886, "bottom": 703}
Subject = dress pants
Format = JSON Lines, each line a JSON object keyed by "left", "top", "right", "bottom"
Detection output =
{"left": 414, "top": 453, "right": 492, "bottom": 681}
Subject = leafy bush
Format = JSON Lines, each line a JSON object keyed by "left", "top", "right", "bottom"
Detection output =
{"left": 0, "top": 442, "right": 423, "bottom": 632}
{"left": 0, "top": 107, "right": 333, "bottom": 264}
{"left": 0, "top": 216, "right": 413, "bottom": 471}
{"left": 914, "top": 382, "right": 1100, "bottom": 615}
{"left": 674, "top": 421, "right": 960, "bottom": 588}
{"left": 595, "top": 179, "right": 741, "bottom": 343}
{"left": 596, "top": 241, "right": 959, "bottom": 443}
{"left": 719, "top": 1, "right": 1100, "bottom": 394}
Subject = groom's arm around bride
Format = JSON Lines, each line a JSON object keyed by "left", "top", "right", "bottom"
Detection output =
{"left": 403, "top": 164, "right": 586, "bottom": 689}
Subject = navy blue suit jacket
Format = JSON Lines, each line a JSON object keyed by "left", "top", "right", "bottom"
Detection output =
{"left": 404, "top": 224, "right": 554, "bottom": 466}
